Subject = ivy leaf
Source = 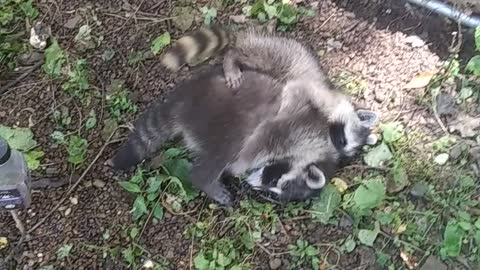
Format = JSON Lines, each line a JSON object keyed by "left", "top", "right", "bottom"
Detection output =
{"left": 19, "top": 0, "right": 39, "bottom": 19}
{"left": 263, "top": 2, "right": 277, "bottom": 19}
{"left": 310, "top": 184, "right": 341, "bottom": 224}
{"left": 43, "top": 39, "right": 66, "bottom": 77}
{"left": 119, "top": 181, "right": 142, "bottom": 193}
{"left": 151, "top": 32, "right": 171, "bottom": 55}
{"left": 85, "top": 110, "right": 97, "bottom": 130}
{"left": 353, "top": 178, "right": 386, "bottom": 210}
{"left": 381, "top": 122, "right": 404, "bottom": 143}
{"left": 358, "top": 222, "right": 380, "bottom": 247}
{"left": 129, "top": 227, "right": 139, "bottom": 240}
{"left": 441, "top": 221, "right": 463, "bottom": 257}
{"left": 364, "top": 143, "right": 393, "bottom": 167}
{"left": 342, "top": 237, "right": 356, "bottom": 253}
{"left": 466, "top": 55, "right": 480, "bottom": 77}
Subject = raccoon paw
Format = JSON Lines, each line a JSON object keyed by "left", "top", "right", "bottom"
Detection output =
{"left": 208, "top": 185, "right": 234, "bottom": 206}
{"left": 225, "top": 70, "right": 243, "bottom": 89}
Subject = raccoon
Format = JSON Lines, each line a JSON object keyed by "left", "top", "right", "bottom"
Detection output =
{"left": 111, "top": 66, "right": 376, "bottom": 205}
{"left": 160, "top": 25, "right": 370, "bottom": 156}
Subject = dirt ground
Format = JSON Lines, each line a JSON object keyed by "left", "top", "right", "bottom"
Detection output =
{"left": 0, "top": 0, "right": 478, "bottom": 269}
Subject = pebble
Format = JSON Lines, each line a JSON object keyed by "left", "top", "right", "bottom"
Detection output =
{"left": 0, "top": 111, "right": 5, "bottom": 117}
{"left": 165, "top": 250, "right": 175, "bottom": 259}
{"left": 70, "top": 196, "right": 78, "bottom": 205}
{"left": 269, "top": 258, "right": 282, "bottom": 270}
{"left": 449, "top": 144, "right": 463, "bottom": 160}
{"left": 405, "top": 35, "right": 425, "bottom": 48}
{"left": 65, "top": 207, "right": 72, "bottom": 216}
{"left": 93, "top": 179, "right": 106, "bottom": 188}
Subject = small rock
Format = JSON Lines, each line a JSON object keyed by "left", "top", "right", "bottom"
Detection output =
{"left": 45, "top": 167, "right": 59, "bottom": 175}
{"left": 70, "top": 196, "right": 78, "bottom": 205}
{"left": 405, "top": 35, "right": 425, "bottom": 48}
{"left": 326, "top": 38, "right": 342, "bottom": 52}
{"left": 0, "top": 111, "right": 5, "bottom": 117}
{"left": 165, "top": 250, "right": 175, "bottom": 259}
{"left": 420, "top": 255, "right": 447, "bottom": 270}
{"left": 410, "top": 182, "right": 428, "bottom": 198}
{"left": 29, "top": 21, "right": 51, "bottom": 50}
{"left": 93, "top": 179, "right": 106, "bottom": 188}
{"left": 18, "top": 52, "right": 44, "bottom": 66}
{"left": 269, "top": 258, "right": 282, "bottom": 270}
{"left": 84, "top": 180, "right": 92, "bottom": 188}
{"left": 449, "top": 144, "right": 463, "bottom": 160}
{"left": 65, "top": 207, "right": 72, "bottom": 216}
{"left": 434, "top": 153, "right": 449, "bottom": 165}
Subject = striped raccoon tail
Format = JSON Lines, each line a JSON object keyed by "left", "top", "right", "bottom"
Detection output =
{"left": 111, "top": 107, "right": 172, "bottom": 171}
{"left": 160, "top": 24, "right": 232, "bottom": 72}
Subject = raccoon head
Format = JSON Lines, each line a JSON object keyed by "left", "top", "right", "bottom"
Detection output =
{"left": 246, "top": 160, "right": 335, "bottom": 202}
{"left": 330, "top": 109, "right": 378, "bottom": 157}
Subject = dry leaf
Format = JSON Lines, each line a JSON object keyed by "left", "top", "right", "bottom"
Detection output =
{"left": 396, "top": 224, "right": 407, "bottom": 234}
{"left": 0, "top": 237, "right": 8, "bottom": 250}
{"left": 448, "top": 113, "right": 480, "bottom": 138}
{"left": 400, "top": 250, "right": 418, "bottom": 269}
{"left": 403, "top": 72, "right": 436, "bottom": 89}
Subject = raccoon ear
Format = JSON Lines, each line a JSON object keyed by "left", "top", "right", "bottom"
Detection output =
{"left": 356, "top": 109, "right": 378, "bottom": 128}
{"left": 306, "top": 165, "right": 326, "bottom": 189}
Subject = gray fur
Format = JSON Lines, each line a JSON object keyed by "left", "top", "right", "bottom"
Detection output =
{"left": 160, "top": 25, "right": 376, "bottom": 157}
{"left": 111, "top": 66, "right": 346, "bottom": 205}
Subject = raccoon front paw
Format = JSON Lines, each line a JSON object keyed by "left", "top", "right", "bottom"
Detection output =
{"left": 225, "top": 70, "right": 243, "bottom": 89}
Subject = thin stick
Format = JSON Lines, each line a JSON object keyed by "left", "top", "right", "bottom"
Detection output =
{"left": 0, "top": 61, "right": 43, "bottom": 95}
{"left": 27, "top": 129, "right": 117, "bottom": 234}
{"left": 3, "top": 211, "right": 27, "bottom": 264}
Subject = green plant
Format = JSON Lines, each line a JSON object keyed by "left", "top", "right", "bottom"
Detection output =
{"left": 0, "top": 125, "right": 44, "bottom": 170}
{"left": 57, "top": 243, "right": 73, "bottom": 259}
{"left": 0, "top": 0, "right": 39, "bottom": 70}
{"left": 119, "top": 147, "right": 198, "bottom": 221}
{"left": 200, "top": 7, "right": 217, "bottom": 25}
{"left": 151, "top": 32, "right": 171, "bottom": 55}
{"left": 288, "top": 239, "right": 320, "bottom": 270}
{"left": 43, "top": 39, "right": 67, "bottom": 77}
{"left": 53, "top": 106, "right": 72, "bottom": 129}
{"left": 63, "top": 59, "right": 90, "bottom": 99}
{"left": 245, "top": 0, "right": 314, "bottom": 31}
{"left": 66, "top": 135, "right": 88, "bottom": 166}
{"left": 194, "top": 238, "right": 248, "bottom": 270}
{"left": 105, "top": 81, "right": 138, "bottom": 121}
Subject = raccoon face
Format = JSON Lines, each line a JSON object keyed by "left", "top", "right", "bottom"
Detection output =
{"left": 246, "top": 161, "right": 333, "bottom": 202}
{"left": 330, "top": 109, "right": 378, "bottom": 157}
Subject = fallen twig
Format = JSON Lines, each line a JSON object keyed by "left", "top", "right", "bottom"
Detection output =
{"left": 0, "top": 61, "right": 43, "bottom": 96}
{"left": 2, "top": 211, "right": 26, "bottom": 265}
{"left": 27, "top": 129, "right": 118, "bottom": 234}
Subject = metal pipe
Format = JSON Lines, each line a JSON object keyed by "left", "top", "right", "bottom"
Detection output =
{"left": 406, "top": 0, "right": 480, "bottom": 28}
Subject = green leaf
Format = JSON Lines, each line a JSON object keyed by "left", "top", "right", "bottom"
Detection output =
{"left": 0, "top": 125, "right": 37, "bottom": 151}
{"left": 67, "top": 135, "right": 88, "bottom": 165}
{"left": 43, "top": 40, "right": 66, "bottom": 77}
{"left": 50, "top": 131, "right": 66, "bottom": 144}
{"left": 358, "top": 222, "right": 380, "bottom": 247}
{"left": 310, "top": 184, "right": 341, "bottom": 223}
{"left": 342, "top": 238, "right": 356, "bottom": 253}
{"left": 466, "top": 55, "right": 480, "bottom": 77}
{"left": 381, "top": 122, "right": 404, "bottom": 143}
{"left": 119, "top": 181, "right": 142, "bottom": 193}
{"left": 194, "top": 252, "right": 210, "bottom": 270}
{"left": 163, "top": 147, "right": 185, "bottom": 159}
{"left": 85, "top": 110, "right": 97, "bottom": 130}
{"left": 474, "top": 218, "right": 480, "bottom": 230}
{"left": 364, "top": 143, "right": 393, "bottom": 167}
{"left": 122, "top": 246, "right": 135, "bottom": 265}
{"left": 19, "top": 0, "right": 39, "bottom": 19}
{"left": 475, "top": 26, "right": 480, "bottom": 51}
{"left": 163, "top": 158, "right": 191, "bottom": 182}
{"left": 353, "top": 178, "right": 386, "bottom": 210}
{"left": 151, "top": 32, "right": 171, "bottom": 55}
{"left": 130, "top": 227, "right": 139, "bottom": 240}
{"left": 441, "top": 222, "right": 463, "bottom": 257}
{"left": 387, "top": 160, "right": 408, "bottom": 193}
{"left": 263, "top": 2, "right": 277, "bottom": 19}
{"left": 146, "top": 176, "right": 165, "bottom": 193}
{"left": 56, "top": 244, "right": 73, "bottom": 259}
{"left": 25, "top": 150, "right": 44, "bottom": 170}
{"left": 132, "top": 195, "right": 148, "bottom": 220}
{"left": 153, "top": 205, "right": 164, "bottom": 220}
{"left": 200, "top": 7, "right": 217, "bottom": 25}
